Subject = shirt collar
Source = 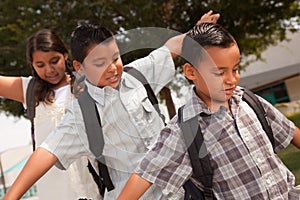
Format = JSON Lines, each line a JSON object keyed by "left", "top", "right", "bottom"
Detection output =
{"left": 181, "top": 87, "right": 211, "bottom": 122}
{"left": 230, "top": 86, "right": 244, "bottom": 102}
{"left": 228, "top": 86, "right": 244, "bottom": 117}
{"left": 181, "top": 86, "right": 244, "bottom": 122}
{"left": 83, "top": 71, "right": 142, "bottom": 107}
{"left": 84, "top": 79, "right": 106, "bottom": 106}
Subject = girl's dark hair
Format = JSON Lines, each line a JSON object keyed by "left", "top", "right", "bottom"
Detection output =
{"left": 182, "top": 23, "right": 236, "bottom": 66}
{"left": 70, "top": 24, "right": 114, "bottom": 63}
{"left": 26, "top": 29, "right": 75, "bottom": 105}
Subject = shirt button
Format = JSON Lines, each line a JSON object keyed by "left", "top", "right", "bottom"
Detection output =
{"left": 266, "top": 177, "right": 272, "bottom": 185}
{"left": 244, "top": 135, "right": 249, "bottom": 142}
{"left": 162, "top": 189, "right": 169, "bottom": 195}
{"left": 256, "top": 157, "right": 262, "bottom": 163}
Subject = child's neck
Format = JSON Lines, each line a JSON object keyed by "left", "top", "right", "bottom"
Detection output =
{"left": 52, "top": 74, "right": 69, "bottom": 89}
{"left": 208, "top": 101, "right": 229, "bottom": 112}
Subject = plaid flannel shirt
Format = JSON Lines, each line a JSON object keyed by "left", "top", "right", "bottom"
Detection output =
{"left": 136, "top": 86, "right": 300, "bottom": 199}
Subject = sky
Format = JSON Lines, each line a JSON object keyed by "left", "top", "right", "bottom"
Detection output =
{"left": 0, "top": 113, "right": 31, "bottom": 153}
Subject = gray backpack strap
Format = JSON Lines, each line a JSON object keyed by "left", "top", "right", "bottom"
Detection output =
{"left": 242, "top": 88, "right": 275, "bottom": 151}
{"left": 77, "top": 89, "right": 115, "bottom": 196}
{"left": 25, "top": 77, "right": 39, "bottom": 151}
{"left": 123, "top": 66, "right": 166, "bottom": 124}
{"left": 178, "top": 106, "right": 214, "bottom": 200}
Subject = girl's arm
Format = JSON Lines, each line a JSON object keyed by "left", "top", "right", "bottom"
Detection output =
{"left": 3, "top": 147, "right": 58, "bottom": 200}
{"left": 0, "top": 75, "right": 24, "bottom": 103}
{"left": 117, "top": 173, "right": 152, "bottom": 200}
{"left": 291, "top": 126, "right": 300, "bottom": 149}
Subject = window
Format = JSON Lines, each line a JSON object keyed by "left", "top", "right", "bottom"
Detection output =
{"left": 254, "top": 82, "right": 290, "bottom": 105}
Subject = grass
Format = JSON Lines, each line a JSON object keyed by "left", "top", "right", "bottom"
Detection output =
{"left": 278, "top": 144, "right": 300, "bottom": 185}
{"left": 277, "top": 112, "right": 300, "bottom": 185}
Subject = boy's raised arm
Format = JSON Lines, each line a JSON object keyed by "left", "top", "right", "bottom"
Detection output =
{"left": 3, "top": 147, "right": 58, "bottom": 200}
{"left": 164, "top": 10, "right": 220, "bottom": 59}
{"left": 117, "top": 173, "right": 152, "bottom": 200}
{"left": 292, "top": 126, "right": 300, "bottom": 149}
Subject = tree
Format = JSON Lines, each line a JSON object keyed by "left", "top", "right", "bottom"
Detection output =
{"left": 0, "top": 0, "right": 299, "bottom": 118}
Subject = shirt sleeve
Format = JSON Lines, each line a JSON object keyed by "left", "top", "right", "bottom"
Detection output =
{"left": 125, "top": 46, "right": 175, "bottom": 95}
{"left": 258, "top": 95, "right": 295, "bottom": 153}
{"left": 40, "top": 99, "right": 93, "bottom": 170}
{"left": 135, "top": 117, "right": 193, "bottom": 195}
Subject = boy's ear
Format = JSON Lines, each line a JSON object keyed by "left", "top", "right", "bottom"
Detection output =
{"left": 64, "top": 53, "right": 69, "bottom": 60}
{"left": 183, "top": 63, "right": 197, "bottom": 81}
{"left": 73, "top": 60, "right": 84, "bottom": 74}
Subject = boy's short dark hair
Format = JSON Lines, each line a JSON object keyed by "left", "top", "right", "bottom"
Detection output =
{"left": 181, "top": 23, "right": 236, "bottom": 67}
{"left": 71, "top": 24, "right": 114, "bottom": 63}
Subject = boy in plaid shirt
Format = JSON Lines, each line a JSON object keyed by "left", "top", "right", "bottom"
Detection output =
{"left": 118, "top": 23, "right": 300, "bottom": 199}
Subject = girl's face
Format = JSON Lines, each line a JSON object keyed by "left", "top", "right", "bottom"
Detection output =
{"left": 32, "top": 51, "right": 68, "bottom": 88}
{"left": 78, "top": 40, "right": 123, "bottom": 88}
{"left": 184, "top": 43, "right": 240, "bottom": 110}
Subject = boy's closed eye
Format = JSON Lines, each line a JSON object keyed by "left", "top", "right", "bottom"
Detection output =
{"left": 233, "top": 67, "right": 239, "bottom": 73}
{"left": 211, "top": 68, "right": 224, "bottom": 77}
{"left": 91, "top": 53, "right": 120, "bottom": 68}
{"left": 211, "top": 66, "right": 239, "bottom": 77}
{"left": 113, "top": 56, "right": 120, "bottom": 63}
{"left": 91, "top": 57, "right": 106, "bottom": 68}
{"left": 213, "top": 71, "right": 224, "bottom": 77}
{"left": 94, "top": 62, "right": 106, "bottom": 68}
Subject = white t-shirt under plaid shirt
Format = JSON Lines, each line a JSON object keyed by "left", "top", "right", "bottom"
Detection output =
{"left": 135, "top": 86, "right": 300, "bottom": 199}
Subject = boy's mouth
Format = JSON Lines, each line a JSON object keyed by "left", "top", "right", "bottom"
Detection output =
{"left": 224, "top": 87, "right": 235, "bottom": 95}
{"left": 107, "top": 74, "right": 119, "bottom": 83}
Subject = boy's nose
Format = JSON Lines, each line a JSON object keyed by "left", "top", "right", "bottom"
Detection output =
{"left": 225, "top": 73, "right": 236, "bottom": 84}
{"left": 107, "top": 63, "right": 117, "bottom": 72}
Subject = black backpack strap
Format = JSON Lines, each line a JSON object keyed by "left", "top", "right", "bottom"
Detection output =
{"left": 178, "top": 106, "right": 214, "bottom": 200}
{"left": 242, "top": 88, "right": 275, "bottom": 151}
{"left": 78, "top": 90, "right": 115, "bottom": 196}
{"left": 123, "top": 66, "right": 166, "bottom": 124}
{"left": 25, "top": 77, "right": 39, "bottom": 151}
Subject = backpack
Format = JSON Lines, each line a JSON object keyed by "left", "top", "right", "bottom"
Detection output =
{"left": 31, "top": 67, "right": 165, "bottom": 196}
{"left": 25, "top": 67, "right": 165, "bottom": 197}
{"left": 76, "top": 66, "right": 166, "bottom": 197}
{"left": 25, "top": 67, "right": 165, "bottom": 147}
{"left": 25, "top": 77, "right": 40, "bottom": 151}
{"left": 25, "top": 75, "right": 113, "bottom": 196}
{"left": 178, "top": 88, "right": 275, "bottom": 200}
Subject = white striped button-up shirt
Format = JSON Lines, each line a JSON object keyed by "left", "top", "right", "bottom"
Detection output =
{"left": 41, "top": 46, "right": 178, "bottom": 199}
